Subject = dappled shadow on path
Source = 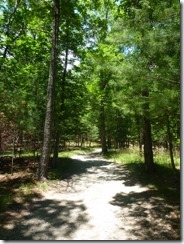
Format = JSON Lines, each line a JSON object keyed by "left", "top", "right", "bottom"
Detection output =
{"left": 0, "top": 152, "right": 180, "bottom": 240}
{"left": 50, "top": 157, "right": 180, "bottom": 201}
{"left": 48, "top": 155, "right": 180, "bottom": 240}
{"left": 112, "top": 163, "right": 180, "bottom": 204}
{"left": 49, "top": 156, "right": 113, "bottom": 181}
{"left": 110, "top": 189, "right": 180, "bottom": 240}
{"left": 0, "top": 197, "right": 88, "bottom": 240}
{"left": 108, "top": 163, "right": 180, "bottom": 240}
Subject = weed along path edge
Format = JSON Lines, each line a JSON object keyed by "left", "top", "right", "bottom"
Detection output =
{"left": 0, "top": 149, "right": 180, "bottom": 240}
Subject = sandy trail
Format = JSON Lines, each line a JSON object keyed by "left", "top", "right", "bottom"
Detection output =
{"left": 0, "top": 149, "right": 180, "bottom": 240}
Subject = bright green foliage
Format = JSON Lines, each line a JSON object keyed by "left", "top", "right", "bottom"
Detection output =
{"left": 0, "top": 0, "right": 52, "bottom": 137}
{"left": 108, "top": 0, "right": 180, "bottom": 149}
{"left": 0, "top": 0, "right": 180, "bottom": 175}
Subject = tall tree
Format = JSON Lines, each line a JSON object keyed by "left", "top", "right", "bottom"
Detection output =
{"left": 108, "top": 0, "right": 180, "bottom": 171}
{"left": 52, "top": 0, "right": 86, "bottom": 165}
{"left": 79, "top": 42, "right": 122, "bottom": 153}
{"left": 39, "top": 0, "right": 60, "bottom": 180}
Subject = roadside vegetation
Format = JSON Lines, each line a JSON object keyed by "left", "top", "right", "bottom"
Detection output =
{"left": 106, "top": 146, "right": 180, "bottom": 169}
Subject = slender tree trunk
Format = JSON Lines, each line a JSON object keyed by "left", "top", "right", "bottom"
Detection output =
{"left": 11, "top": 138, "right": 15, "bottom": 175}
{"left": 135, "top": 116, "right": 143, "bottom": 154}
{"left": 52, "top": 44, "right": 69, "bottom": 165}
{"left": 39, "top": 0, "right": 59, "bottom": 181}
{"left": 142, "top": 90, "right": 154, "bottom": 173}
{"left": 62, "top": 46, "right": 69, "bottom": 94}
{"left": 99, "top": 71, "right": 108, "bottom": 154}
{"left": 143, "top": 116, "right": 154, "bottom": 172}
{"left": 60, "top": 44, "right": 68, "bottom": 143}
{"left": 100, "top": 99, "right": 107, "bottom": 154}
{"left": 167, "top": 117, "right": 175, "bottom": 171}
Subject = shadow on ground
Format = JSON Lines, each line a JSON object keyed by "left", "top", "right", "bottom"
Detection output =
{"left": 50, "top": 155, "right": 180, "bottom": 203}
{"left": 107, "top": 162, "right": 180, "bottom": 240}
{"left": 110, "top": 189, "right": 180, "bottom": 240}
{"left": 0, "top": 197, "right": 88, "bottom": 240}
{"left": 112, "top": 163, "right": 180, "bottom": 204}
{"left": 49, "top": 152, "right": 112, "bottom": 181}
{"left": 49, "top": 154, "right": 180, "bottom": 240}
{"left": 0, "top": 151, "right": 180, "bottom": 240}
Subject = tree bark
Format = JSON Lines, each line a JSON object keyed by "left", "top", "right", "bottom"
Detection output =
{"left": 142, "top": 90, "right": 154, "bottom": 173}
{"left": 52, "top": 44, "right": 69, "bottom": 165}
{"left": 39, "top": 0, "right": 59, "bottom": 180}
{"left": 100, "top": 99, "right": 107, "bottom": 154}
{"left": 167, "top": 117, "right": 175, "bottom": 171}
{"left": 99, "top": 71, "right": 108, "bottom": 154}
{"left": 143, "top": 116, "right": 154, "bottom": 172}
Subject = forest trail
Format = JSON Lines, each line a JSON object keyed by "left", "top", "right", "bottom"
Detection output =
{"left": 0, "top": 149, "right": 180, "bottom": 240}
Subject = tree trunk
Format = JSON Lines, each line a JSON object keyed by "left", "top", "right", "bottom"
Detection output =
{"left": 52, "top": 45, "right": 69, "bottom": 166}
{"left": 100, "top": 99, "right": 107, "bottom": 154}
{"left": 143, "top": 116, "right": 154, "bottom": 172}
{"left": 142, "top": 89, "right": 154, "bottom": 173}
{"left": 135, "top": 116, "right": 143, "bottom": 154}
{"left": 11, "top": 138, "right": 15, "bottom": 175}
{"left": 167, "top": 117, "right": 175, "bottom": 171}
{"left": 99, "top": 70, "right": 108, "bottom": 154}
{"left": 39, "top": 0, "right": 59, "bottom": 181}
{"left": 62, "top": 45, "right": 69, "bottom": 96}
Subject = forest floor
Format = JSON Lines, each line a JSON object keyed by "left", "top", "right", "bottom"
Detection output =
{"left": 0, "top": 148, "right": 180, "bottom": 240}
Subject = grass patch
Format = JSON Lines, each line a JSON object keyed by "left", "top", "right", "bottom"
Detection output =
{"left": 154, "top": 149, "right": 180, "bottom": 169}
{"left": 0, "top": 194, "right": 13, "bottom": 212}
{"left": 19, "top": 182, "right": 35, "bottom": 191}
{"left": 106, "top": 147, "right": 180, "bottom": 170}
{"left": 105, "top": 147, "right": 143, "bottom": 164}
{"left": 57, "top": 147, "right": 93, "bottom": 158}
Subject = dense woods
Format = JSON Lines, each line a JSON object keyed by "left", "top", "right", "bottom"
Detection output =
{"left": 0, "top": 0, "right": 180, "bottom": 179}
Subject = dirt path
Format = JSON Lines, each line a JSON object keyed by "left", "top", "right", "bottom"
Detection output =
{"left": 0, "top": 149, "right": 180, "bottom": 240}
